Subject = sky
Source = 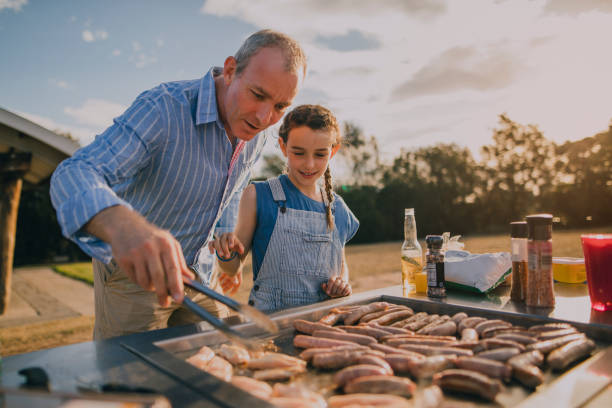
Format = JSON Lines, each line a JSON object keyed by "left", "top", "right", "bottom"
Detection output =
{"left": 1, "top": 0, "right": 612, "bottom": 165}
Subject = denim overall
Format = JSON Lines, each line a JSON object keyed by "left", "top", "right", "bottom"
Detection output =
{"left": 248, "top": 177, "right": 343, "bottom": 313}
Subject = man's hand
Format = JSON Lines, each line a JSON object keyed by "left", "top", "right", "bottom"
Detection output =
{"left": 219, "top": 270, "right": 242, "bottom": 295}
{"left": 322, "top": 276, "right": 352, "bottom": 298}
{"left": 85, "top": 206, "right": 194, "bottom": 307}
{"left": 208, "top": 232, "right": 245, "bottom": 259}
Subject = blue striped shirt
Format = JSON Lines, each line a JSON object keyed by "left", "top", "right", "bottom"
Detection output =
{"left": 50, "top": 67, "right": 268, "bottom": 284}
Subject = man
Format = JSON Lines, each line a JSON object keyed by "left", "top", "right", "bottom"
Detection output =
{"left": 50, "top": 29, "right": 306, "bottom": 339}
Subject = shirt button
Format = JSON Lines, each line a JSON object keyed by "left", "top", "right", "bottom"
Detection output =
{"left": 248, "top": 300, "right": 254, "bottom": 306}
{"left": 253, "top": 285, "right": 259, "bottom": 291}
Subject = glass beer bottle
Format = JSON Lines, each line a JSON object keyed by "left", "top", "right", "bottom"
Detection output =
{"left": 401, "top": 208, "right": 423, "bottom": 295}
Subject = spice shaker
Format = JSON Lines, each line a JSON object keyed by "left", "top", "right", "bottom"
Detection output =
{"left": 425, "top": 235, "right": 446, "bottom": 298}
{"left": 525, "top": 214, "right": 555, "bottom": 307}
{"left": 401, "top": 208, "right": 423, "bottom": 296}
{"left": 510, "top": 221, "right": 528, "bottom": 302}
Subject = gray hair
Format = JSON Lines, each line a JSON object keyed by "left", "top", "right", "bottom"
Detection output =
{"left": 234, "top": 29, "right": 307, "bottom": 77}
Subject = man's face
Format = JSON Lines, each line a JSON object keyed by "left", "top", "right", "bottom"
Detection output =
{"left": 221, "top": 47, "right": 303, "bottom": 142}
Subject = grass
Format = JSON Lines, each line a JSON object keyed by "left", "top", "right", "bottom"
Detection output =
{"left": 3, "top": 226, "right": 606, "bottom": 356}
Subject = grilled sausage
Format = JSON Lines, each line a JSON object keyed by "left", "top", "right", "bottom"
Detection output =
{"left": 476, "top": 338, "right": 525, "bottom": 352}
{"left": 344, "top": 302, "right": 389, "bottom": 325}
{"left": 253, "top": 365, "right": 306, "bottom": 381}
{"left": 356, "top": 355, "right": 394, "bottom": 374}
{"left": 433, "top": 369, "right": 504, "bottom": 401}
{"left": 528, "top": 322, "right": 574, "bottom": 333}
{"left": 405, "top": 315, "right": 439, "bottom": 331}
{"left": 344, "top": 375, "right": 416, "bottom": 397}
{"left": 420, "top": 320, "right": 457, "bottom": 336}
{"left": 185, "top": 346, "right": 215, "bottom": 369}
{"left": 383, "top": 353, "right": 426, "bottom": 373}
{"left": 483, "top": 327, "right": 537, "bottom": 338}
{"left": 333, "top": 364, "right": 391, "bottom": 387}
{"left": 394, "top": 312, "right": 428, "bottom": 327}
{"left": 370, "top": 343, "right": 424, "bottom": 356}
{"left": 299, "top": 345, "right": 367, "bottom": 362}
{"left": 271, "top": 383, "right": 327, "bottom": 407}
{"left": 399, "top": 344, "right": 473, "bottom": 357}
{"left": 511, "top": 364, "right": 543, "bottom": 389}
{"left": 494, "top": 333, "right": 538, "bottom": 345}
{"left": 318, "top": 312, "right": 343, "bottom": 326}
{"left": 386, "top": 338, "right": 456, "bottom": 348}
{"left": 476, "top": 347, "right": 521, "bottom": 362}
{"left": 451, "top": 312, "right": 468, "bottom": 325}
{"left": 547, "top": 338, "right": 596, "bottom": 370}
{"left": 408, "top": 355, "right": 457, "bottom": 379}
{"left": 461, "top": 328, "right": 479, "bottom": 342}
{"left": 474, "top": 319, "right": 512, "bottom": 336}
{"left": 337, "top": 325, "right": 394, "bottom": 340}
{"left": 507, "top": 350, "right": 544, "bottom": 367}
{"left": 247, "top": 352, "right": 306, "bottom": 370}
{"left": 293, "top": 334, "right": 358, "bottom": 349}
{"left": 311, "top": 350, "right": 364, "bottom": 370}
{"left": 418, "top": 385, "right": 444, "bottom": 408}
{"left": 359, "top": 307, "right": 404, "bottom": 324}
{"left": 205, "top": 356, "right": 233, "bottom": 382}
{"left": 328, "top": 393, "right": 412, "bottom": 407}
{"left": 369, "top": 309, "right": 415, "bottom": 326}
{"left": 457, "top": 316, "right": 487, "bottom": 332}
{"left": 312, "top": 329, "right": 377, "bottom": 346}
{"left": 230, "top": 376, "right": 273, "bottom": 400}
{"left": 526, "top": 333, "right": 586, "bottom": 354}
{"left": 293, "top": 319, "right": 345, "bottom": 335}
{"left": 382, "top": 334, "right": 455, "bottom": 343}
{"left": 537, "top": 328, "right": 578, "bottom": 341}
{"left": 217, "top": 344, "right": 250, "bottom": 365}
{"left": 416, "top": 315, "right": 451, "bottom": 334}
{"left": 367, "top": 323, "right": 412, "bottom": 335}
{"left": 455, "top": 356, "right": 512, "bottom": 382}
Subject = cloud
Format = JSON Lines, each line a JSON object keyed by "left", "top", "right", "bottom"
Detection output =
{"left": 315, "top": 29, "right": 381, "bottom": 52}
{"left": 18, "top": 111, "right": 96, "bottom": 146}
{"left": 49, "top": 78, "right": 72, "bottom": 90}
{"left": 543, "top": 0, "right": 612, "bottom": 15}
{"left": 64, "top": 98, "right": 127, "bottom": 129}
{"left": 82, "top": 29, "right": 108, "bottom": 43}
{"left": 129, "top": 53, "right": 158, "bottom": 68}
{"left": 0, "top": 0, "right": 27, "bottom": 12}
{"left": 391, "top": 46, "right": 521, "bottom": 100}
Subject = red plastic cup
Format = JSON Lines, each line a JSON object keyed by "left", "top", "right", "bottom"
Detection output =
{"left": 581, "top": 234, "right": 612, "bottom": 311}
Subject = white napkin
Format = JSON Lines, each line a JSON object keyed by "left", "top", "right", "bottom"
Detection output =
{"left": 444, "top": 250, "right": 512, "bottom": 293}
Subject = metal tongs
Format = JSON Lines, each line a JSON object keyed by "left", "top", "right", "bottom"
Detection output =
{"left": 181, "top": 276, "right": 278, "bottom": 349}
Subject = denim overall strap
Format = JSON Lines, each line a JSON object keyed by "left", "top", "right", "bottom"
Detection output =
{"left": 248, "top": 178, "right": 343, "bottom": 313}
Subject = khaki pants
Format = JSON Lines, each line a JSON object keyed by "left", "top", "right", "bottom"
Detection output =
{"left": 93, "top": 259, "right": 229, "bottom": 340}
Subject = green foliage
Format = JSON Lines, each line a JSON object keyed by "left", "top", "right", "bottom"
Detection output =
{"left": 52, "top": 262, "right": 94, "bottom": 285}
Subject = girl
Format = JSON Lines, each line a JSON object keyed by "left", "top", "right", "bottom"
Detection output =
{"left": 208, "top": 104, "right": 359, "bottom": 313}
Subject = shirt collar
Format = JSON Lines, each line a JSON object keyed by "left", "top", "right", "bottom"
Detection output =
{"left": 196, "top": 67, "right": 224, "bottom": 127}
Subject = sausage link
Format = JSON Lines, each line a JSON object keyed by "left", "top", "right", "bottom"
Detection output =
{"left": 293, "top": 319, "right": 345, "bottom": 335}
{"left": 367, "top": 323, "right": 413, "bottom": 335}
{"left": 537, "top": 328, "right": 578, "bottom": 341}
{"left": 482, "top": 327, "right": 536, "bottom": 338}
{"left": 399, "top": 344, "right": 473, "bottom": 357}
{"left": 476, "top": 338, "right": 525, "bottom": 352}
{"left": 476, "top": 347, "right": 521, "bottom": 362}
{"left": 383, "top": 353, "right": 426, "bottom": 374}
{"left": 318, "top": 312, "right": 344, "bottom": 326}
{"left": 293, "top": 334, "right": 358, "bottom": 349}
{"left": 433, "top": 369, "right": 504, "bottom": 401}
{"left": 494, "top": 333, "right": 537, "bottom": 345}
{"left": 526, "top": 333, "right": 586, "bottom": 354}
{"left": 457, "top": 317, "right": 487, "bottom": 332}
{"left": 507, "top": 350, "right": 544, "bottom": 367}
{"left": 547, "top": 338, "right": 596, "bottom": 370}
{"left": 511, "top": 364, "right": 543, "bottom": 389}
{"left": 451, "top": 312, "right": 469, "bottom": 325}
{"left": 461, "top": 328, "right": 479, "bottom": 342}
{"left": 311, "top": 350, "right": 364, "bottom": 370}
{"left": 455, "top": 356, "right": 512, "bottom": 382}
{"left": 474, "top": 320, "right": 512, "bottom": 336}
{"left": 528, "top": 322, "right": 574, "bottom": 333}
{"left": 333, "top": 364, "right": 390, "bottom": 387}
{"left": 421, "top": 320, "right": 457, "bottom": 336}
{"left": 409, "top": 355, "right": 457, "bottom": 379}
{"left": 299, "top": 345, "right": 368, "bottom": 362}
{"left": 337, "top": 325, "right": 392, "bottom": 341}
{"left": 370, "top": 343, "right": 425, "bottom": 357}
{"left": 369, "top": 309, "right": 415, "bottom": 326}
{"left": 344, "top": 302, "right": 389, "bottom": 325}
{"left": 356, "top": 355, "right": 394, "bottom": 375}
{"left": 312, "top": 330, "right": 377, "bottom": 346}
{"left": 405, "top": 315, "right": 439, "bottom": 331}
{"left": 344, "top": 375, "right": 416, "bottom": 397}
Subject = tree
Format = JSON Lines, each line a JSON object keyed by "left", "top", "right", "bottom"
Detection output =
{"left": 338, "top": 122, "right": 382, "bottom": 186}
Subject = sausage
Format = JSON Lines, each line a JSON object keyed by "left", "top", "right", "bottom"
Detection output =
{"left": 511, "top": 364, "right": 543, "bottom": 388}
{"left": 494, "top": 333, "right": 538, "bottom": 345}
{"left": 394, "top": 312, "right": 429, "bottom": 327}
{"left": 230, "top": 376, "right": 273, "bottom": 400}
{"left": 408, "top": 355, "right": 457, "bottom": 379}
{"left": 337, "top": 325, "right": 395, "bottom": 341}
{"left": 293, "top": 334, "right": 358, "bottom": 349}
{"left": 333, "top": 364, "right": 391, "bottom": 387}
{"left": 461, "top": 328, "right": 479, "bottom": 342}
{"left": 455, "top": 356, "right": 512, "bottom": 382}
{"left": 418, "top": 385, "right": 444, "bottom": 408}
{"left": 474, "top": 319, "right": 512, "bottom": 336}
{"left": 299, "top": 345, "right": 367, "bottom": 362}
{"left": 475, "top": 338, "right": 526, "bottom": 352}
{"left": 344, "top": 302, "right": 389, "bottom": 325}
{"left": 367, "top": 323, "right": 412, "bottom": 335}
{"left": 217, "top": 344, "right": 250, "bottom": 365}
{"left": 185, "top": 346, "right": 215, "bottom": 369}
{"left": 416, "top": 315, "right": 451, "bottom": 334}
{"left": 528, "top": 322, "right": 574, "bottom": 333}
{"left": 370, "top": 343, "right": 425, "bottom": 357}
{"left": 537, "top": 328, "right": 578, "bottom": 341}
{"left": 547, "top": 338, "right": 596, "bottom": 370}
{"left": 356, "top": 355, "right": 394, "bottom": 375}
{"left": 383, "top": 334, "right": 455, "bottom": 342}
{"left": 476, "top": 347, "right": 521, "bottom": 362}
{"left": 369, "top": 309, "right": 415, "bottom": 326}
{"left": 344, "top": 375, "right": 416, "bottom": 397}
{"left": 383, "top": 353, "right": 426, "bottom": 373}
{"left": 318, "top": 312, "right": 343, "bottom": 326}
{"left": 420, "top": 320, "right": 457, "bottom": 336}
{"left": 405, "top": 315, "right": 440, "bottom": 331}
{"left": 451, "top": 341, "right": 481, "bottom": 351}
{"left": 311, "top": 350, "right": 364, "bottom": 370}
{"left": 507, "top": 350, "right": 544, "bottom": 367}
{"left": 293, "top": 319, "right": 344, "bottom": 335}
{"left": 271, "top": 383, "right": 327, "bottom": 407}
{"left": 247, "top": 352, "right": 306, "bottom": 370}
{"left": 399, "top": 344, "right": 473, "bottom": 357}
{"left": 359, "top": 307, "right": 404, "bottom": 324}
{"left": 457, "top": 316, "right": 487, "bottom": 332}
{"left": 204, "top": 356, "right": 233, "bottom": 382}
{"left": 385, "top": 338, "right": 457, "bottom": 348}
{"left": 451, "top": 312, "right": 468, "bottom": 325}
{"left": 312, "top": 329, "right": 377, "bottom": 346}
{"left": 526, "top": 333, "right": 586, "bottom": 354}
{"left": 433, "top": 369, "right": 504, "bottom": 401}
{"left": 483, "top": 327, "right": 537, "bottom": 338}
{"left": 328, "top": 393, "right": 412, "bottom": 407}
{"left": 253, "top": 365, "right": 306, "bottom": 381}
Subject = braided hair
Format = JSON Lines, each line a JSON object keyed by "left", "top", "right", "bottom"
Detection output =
{"left": 278, "top": 104, "right": 341, "bottom": 230}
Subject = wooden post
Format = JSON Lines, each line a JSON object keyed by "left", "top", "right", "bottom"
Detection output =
{"left": 0, "top": 151, "right": 31, "bottom": 315}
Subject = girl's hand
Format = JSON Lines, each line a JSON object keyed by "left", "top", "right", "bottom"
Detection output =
{"left": 208, "top": 232, "right": 245, "bottom": 259}
{"left": 322, "top": 276, "right": 352, "bottom": 298}
{"left": 219, "top": 270, "right": 242, "bottom": 295}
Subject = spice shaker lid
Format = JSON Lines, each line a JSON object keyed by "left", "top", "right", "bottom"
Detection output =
{"left": 425, "top": 235, "right": 443, "bottom": 248}
{"left": 525, "top": 214, "right": 553, "bottom": 240}
{"left": 405, "top": 208, "right": 414, "bottom": 216}
{"left": 510, "top": 221, "right": 528, "bottom": 238}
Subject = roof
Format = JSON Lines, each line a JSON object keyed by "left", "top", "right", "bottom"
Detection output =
{"left": 0, "top": 107, "right": 80, "bottom": 184}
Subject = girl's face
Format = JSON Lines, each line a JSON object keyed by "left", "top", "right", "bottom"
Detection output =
{"left": 279, "top": 126, "right": 340, "bottom": 191}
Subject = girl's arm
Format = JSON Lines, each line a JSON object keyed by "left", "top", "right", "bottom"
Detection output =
{"left": 209, "top": 184, "right": 258, "bottom": 277}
